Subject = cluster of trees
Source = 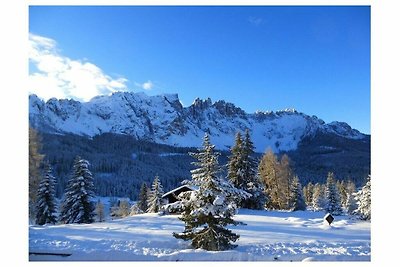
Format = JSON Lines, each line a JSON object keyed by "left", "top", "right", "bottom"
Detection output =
{"left": 30, "top": 126, "right": 97, "bottom": 225}
{"left": 128, "top": 176, "right": 165, "bottom": 215}
{"left": 30, "top": 151, "right": 97, "bottom": 225}
{"left": 303, "top": 173, "right": 371, "bottom": 219}
{"left": 97, "top": 175, "right": 166, "bottom": 221}
{"left": 171, "top": 131, "right": 371, "bottom": 251}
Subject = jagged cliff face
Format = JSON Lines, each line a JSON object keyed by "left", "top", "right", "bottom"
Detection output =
{"left": 29, "top": 92, "right": 366, "bottom": 153}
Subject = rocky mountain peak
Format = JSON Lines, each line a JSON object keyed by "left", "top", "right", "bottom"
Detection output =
{"left": 29, "top": 92, "right": 367, "bottom": 153}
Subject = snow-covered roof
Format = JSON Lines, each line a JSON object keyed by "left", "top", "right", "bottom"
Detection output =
{"left": 162, "top": 185, "right": 197, "bottom": 198}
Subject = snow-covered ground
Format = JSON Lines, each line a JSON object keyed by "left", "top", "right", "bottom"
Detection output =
{"left": 29, "top": 209, "right": 370, "bottom": 261}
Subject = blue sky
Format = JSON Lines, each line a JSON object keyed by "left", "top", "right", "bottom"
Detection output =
{"left": 29, "top": 6, "right": 370, "bottom": 134}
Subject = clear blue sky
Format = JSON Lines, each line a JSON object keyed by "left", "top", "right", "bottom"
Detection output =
{"left": 29, "top": 6, "right": 370, "bottom": 134}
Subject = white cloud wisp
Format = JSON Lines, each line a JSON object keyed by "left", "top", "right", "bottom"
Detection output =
{"left": 29, "top": 33, "right": 129, "bottom": 102}
{"left": 134, "top": 80, "right": 154, "bottom": 90}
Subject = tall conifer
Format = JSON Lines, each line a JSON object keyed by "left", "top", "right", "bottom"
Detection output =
{"left": 35, "top": 162, "right": 57, "bottom": 225}
{"left": 60, "top": 156, "right": 96, "bottom": 224}
{"left": 173, "top": 133, "right": 249, "bottom": 251}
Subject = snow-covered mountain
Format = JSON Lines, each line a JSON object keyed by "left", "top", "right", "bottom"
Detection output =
{"left": 29, "top": 92, "right": 366, "bottom": 153}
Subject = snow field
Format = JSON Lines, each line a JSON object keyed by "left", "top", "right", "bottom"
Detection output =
{"left": 29, "top": 209, "right": 370, "bottom": 261}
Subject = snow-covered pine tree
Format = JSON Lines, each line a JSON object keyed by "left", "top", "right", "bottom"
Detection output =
{"left": 147, "top": 176, "right": 164, "bottom": 213}
{"left": 344, "top": 180, "right": 358, "bottom": 215}
{"left": 59, "top": 156, "right": 96, "bottom": 224}
{"left": 354, "top": 175, "right": 371, "bottom": 220}
{"left": 324, "top": 172, "right": 343, "bottom": 215}
{"left": 289, "top": 175, "right": 306, "bottom": 211}
{"left": 137, "top": 182, "right": 149, "bottom": 213}
{"left": 173, "top": 133, "right": 250, "bottom": 251}
{"left": 241, "top": 129, "right": 266, "bottom": 210}
{"left": 35, "top": 162, "right": 57, "bottom": 225}
{"left": 227, "top": 132, "right": 245, "bottom": 191}
{"left": 311, "top": 183, "right": 325, "bottom": 211}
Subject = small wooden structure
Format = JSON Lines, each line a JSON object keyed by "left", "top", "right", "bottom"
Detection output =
{"left": 162, "top": 185, "right": 195, "bottom": 204}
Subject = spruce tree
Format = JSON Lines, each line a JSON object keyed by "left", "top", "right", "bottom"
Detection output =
{"left": 147, "top": 176, "right": 164, "bottom": 213}
{"left": 59, "top": 156, "right": 96, "bottom": 224}
{"left": 344, "top": 181, "right": 358, "bottom": 215}
{"left": 324, "top": 172, "right": 343, "bottom": 215}
{"left": 227, "top": 132, "right": 245, "bottom": 190}
{"left": 137, "top": 182, "right": 149, "bottom": 213}
{"left": 173, "top": 133, "right": 249, "bottom": 251}
{"left": 35, "top": 162, "right": 57, "bottom": 225}
{"left": 241, "top": 129, "right": 266, "bottom": 209}
{"left": 289, "top": 176, "right": 306, "bottom": 211}
{"left": 354, "top": 175, "right": 371, "bottom": 220}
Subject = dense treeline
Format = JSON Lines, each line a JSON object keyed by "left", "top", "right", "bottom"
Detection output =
{"left": 39, "top": 131, "right": 369, "bottom": 201}
{"left": 288, "top": 131, "right": 370, "bottom": 186}
{"left": 40, "top": 132, "right": 230, "bottom": 199}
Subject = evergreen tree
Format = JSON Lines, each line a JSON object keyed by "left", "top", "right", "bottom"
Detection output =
{"left": 227, "top": 132, "right": 245, "bottom": 190}
{"left": 173, "top": 133, "right": 250, "bottom": 251}
{"left": 137, "top": 182, "right": 149, "bottom": 213}
{"left": 354, "top": 175, "right": 371, "bottom": 220}
{"left": 241, "top": 129, "right": 266, "bottom": 209}
{"left": 59, "top": 156, "right": 96, "bottom": 224}
{"left": 324, "top": 172, "right": 343, "bottom": 215}
{"left": 227, "top": 130, "right": 266, "bottom": 209}
{"left": 29, "top": 127, "right": 45, "bottom": 221}
{"left": 289, "top": 176, "right": 306, "bottom": 211}
{"left": 147, "top": 176, "right": 164, "bottom": 213}
{"left": 311, "top": 183, "right": 325, "bottom": 211}
{"left": 35, "top": 162, "right": 57, "bottom": 225}
{"left": 95, "top": 200, "right": 105, "bottom": 222}
{"left": 344, "top": 180, "right": 358, "bottom": 215}
{"left": 303, "top": 182, "right": 314, "bottom": 208}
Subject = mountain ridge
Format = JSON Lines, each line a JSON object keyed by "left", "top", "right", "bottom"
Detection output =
{"left": 29, "top": 91, "right": 367, "bottom": 153}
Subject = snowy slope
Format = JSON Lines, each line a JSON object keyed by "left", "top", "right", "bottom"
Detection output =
{"left": 29, "top": 92, "right": 366, "bottom": 153}
{"left": 29, "top": 209, "right": 370, "bottom": 261}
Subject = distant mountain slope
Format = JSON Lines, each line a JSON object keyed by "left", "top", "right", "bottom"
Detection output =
{"left": 39, "top": 132, "right": 370, "bottom": 199}
{"left": 29, "top": 92, "right": 366, "bottom": 153}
